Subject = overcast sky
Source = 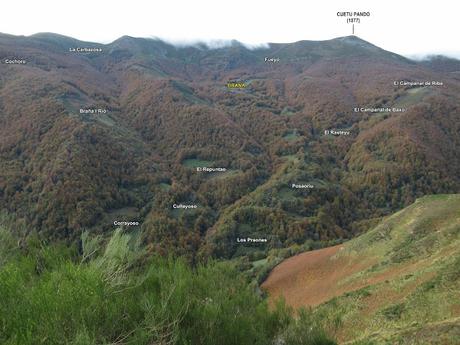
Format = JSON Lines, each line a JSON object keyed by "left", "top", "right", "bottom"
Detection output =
{"left": 1, "top": 0, "right": 459, "bottom": 58}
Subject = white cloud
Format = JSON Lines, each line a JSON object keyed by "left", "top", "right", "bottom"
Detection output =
{"left": 1, "top": 0, "right": 459, "bottom": 58}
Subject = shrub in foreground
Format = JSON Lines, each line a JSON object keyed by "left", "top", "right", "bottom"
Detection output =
{"left": 0, "top": 226, "right": 336, "bottom": 345}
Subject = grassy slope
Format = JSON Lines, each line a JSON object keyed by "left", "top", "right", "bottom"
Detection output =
{"left": 264, "top": 194, "right": 460, "bottom": 344}
{"left": 331, "top": 194, "right": 460, "bottom": 344}
{"left": 319, "top": 195, "right": 460, "bottom": 344}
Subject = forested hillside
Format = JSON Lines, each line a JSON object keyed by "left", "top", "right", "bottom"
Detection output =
{"left": 0, "top": 33, "right": 459, "bottom": 260}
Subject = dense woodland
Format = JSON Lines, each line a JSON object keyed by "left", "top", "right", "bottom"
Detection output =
{"left": 0, "top": 33, "right": 459, "bottom": 261}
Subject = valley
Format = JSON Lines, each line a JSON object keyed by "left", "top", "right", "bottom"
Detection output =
{"left": 1, "top": 33, "right": 458, "bottom": 258}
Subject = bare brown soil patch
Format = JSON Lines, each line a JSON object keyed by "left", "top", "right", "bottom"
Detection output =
{"left": 261, "top": 244, "right": 443, "bottom": 310}
{"left": 261, "top": 245, "right": 374, "bottom": 308}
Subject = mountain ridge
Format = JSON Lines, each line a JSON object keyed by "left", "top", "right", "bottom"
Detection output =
{"left": 4, "top": 32, "right": 458, "bottom": 62}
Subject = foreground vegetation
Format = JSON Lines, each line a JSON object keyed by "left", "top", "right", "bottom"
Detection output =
{"left": 0, "top": 219, "right": 337, "bottom": 345}
{"left": 2, "top": 195, "right": 458, "bottom": 344}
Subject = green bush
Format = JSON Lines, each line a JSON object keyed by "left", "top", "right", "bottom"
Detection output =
{"left": 282, "top": 309, "right": 337, "bottom": 345}
{"left": 0, "top": 227, "right": 336, "bottom": 345}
